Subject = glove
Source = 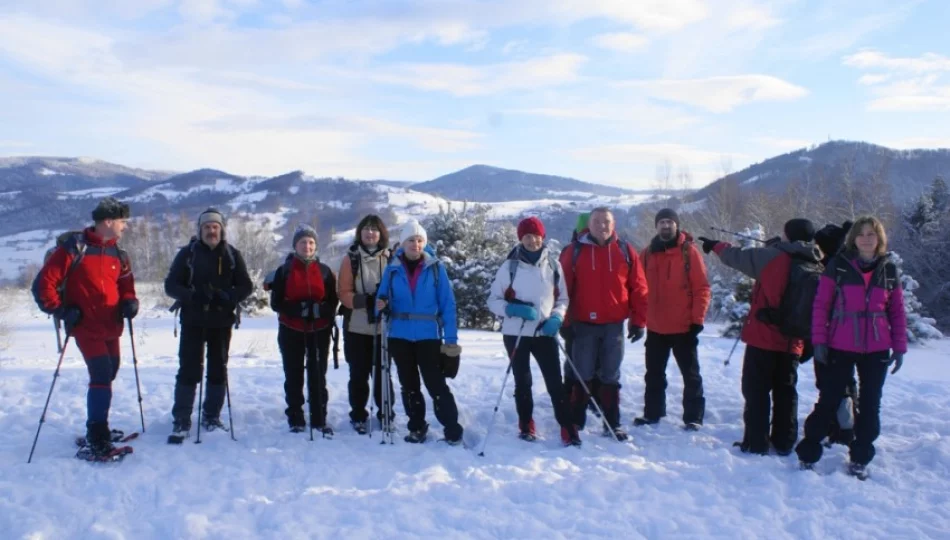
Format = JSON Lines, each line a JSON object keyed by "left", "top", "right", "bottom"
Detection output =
{"left": 211, "top": 288, "right": 234, "bottom": 309}
{"left": 689, "top": 323, "right": 703, "bottom": 338}
{"left": 558, "top": 325, "right": 573, "bottom": 341}
{"left": 813, "top": 344, "right": 829, "bottom": 365}
{"left": 885, "top": 351, "right": 903, "bottom": 375}
{"left": 627, "top": 323, "right": 645, "bottom": 343}
{"left": 696, "top": 236, "right": 718, "bottom": 254}
{"left": 505, "top": 303, "right": 538, "bottom": 321}
{"left": 352, "top": 293, "right": 368, "bottom": 309}
{"left": 538, "top": 315, "right": 563, "bottom": 337}
{"left": 120, "top": 299, "right": 139, "bottom": 320}
{"left": 191, "top": 287, "right": 212, "bottom": 306}
{"left": 58, "top": 306, "right": 82, "bottom": 335}
{"left": 441, "top": 343, "right": 461, "bottom": 357}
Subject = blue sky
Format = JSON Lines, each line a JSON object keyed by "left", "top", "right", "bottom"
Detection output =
{"left": 0, "top": 0, "right": 948, "bottom": 189}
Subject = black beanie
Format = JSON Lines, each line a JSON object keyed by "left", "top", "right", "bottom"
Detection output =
{"left": 655, "top": 208, "right": 680, "bottom": 227}
{"left": 91, "top": 197, "right": 130, "bottom": 222}
{"left": 784, "top": 218, "right": 816, "bottom": 243}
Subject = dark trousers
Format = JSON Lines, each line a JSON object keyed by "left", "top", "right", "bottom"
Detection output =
{"left": 642, "top": 331, "right": 705, "bottom": 424}
{"left": 172, "top": 325, "right": 232, "bottom": 422}
{"left": 503, "top": 335, "right": 571, "bottom": 429}
{"left": 344, "top": 331, "right": 394, "bottom": 423}
{"left": 389, "top": 338, "right": 462, "bottom": 440}
{"left": 796, "top": 349, "right": 889, "bottom": 465}
{"left": 278, "top": 325, "right": 331, "bottom": 425}
{"left": 814, "top": 359, "right": 858, "bottom": 443}
{"left": 741, "top": 345, "right": 800, "bottom": 454}
{"left": 75, "top": 336, "right": 120, "bottom": 427}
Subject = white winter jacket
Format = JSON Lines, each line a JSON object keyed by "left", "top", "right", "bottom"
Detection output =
{"left": 487, "top": 246, "right": 568, "bottom": 337}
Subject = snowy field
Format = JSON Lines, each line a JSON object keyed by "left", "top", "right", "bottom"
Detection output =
{"left": 0, "top": 288, "right": 948, "bottom": 539}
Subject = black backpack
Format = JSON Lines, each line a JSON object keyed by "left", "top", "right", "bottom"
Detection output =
{"left": 771, "top": 255, "right": 824, "bottom": 339}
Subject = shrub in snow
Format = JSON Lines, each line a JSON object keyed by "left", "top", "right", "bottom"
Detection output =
{"left": 889, "top": 251, "right": 943, "bottom": 343}
{"left": 720, "top": 225, "right": 765, "bottom": 337}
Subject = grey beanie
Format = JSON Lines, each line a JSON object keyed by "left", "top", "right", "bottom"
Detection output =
{"left": 292, "top": 224, "right": 318, "bottom": 247}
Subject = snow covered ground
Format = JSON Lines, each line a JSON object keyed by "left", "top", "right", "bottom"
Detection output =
{"left": 0, "top": 288, "right": 948, "bottom": 539}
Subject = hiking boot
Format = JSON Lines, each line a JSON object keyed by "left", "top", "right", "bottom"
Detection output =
{"left": 603, "top": 425, "right": 629, "bottom": 442}
{"left": 313, "top": 425, "right": 334, "bottom": 438}
{"left": 799, "top": 461, "right": 815, "bottom": 471}
{"left": 201, "top": 416, "right": 228, "bottom": 432}
{"left": 684, "top": 422, "right": 701, "bottom": 432}
{"left": 560, "top": 425, "right": 582, "bottom": 447}
{"left": 288, "top": 411, "right": 306, "bottom": 433}
{"left": 518, "top": 418, "right": 537, "bottom": 442}
{"left": 404, "top": 429, "right": 428, "bottom": 444}
{"left": 85, "top": 422, "right": 115, "bottom": 457}
{"left": 847, "top": 462, "right": 869, "bottom": 480}
{"left": 351, "top": 420, "right": 368, "bottom": 435}
{"left": 633, "top": 417, "right": 660, "bottom": 427}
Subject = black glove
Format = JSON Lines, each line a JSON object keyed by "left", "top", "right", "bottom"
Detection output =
{"left": 58, "top": 306, "right": 82, "bottom": 336}
{"left": 813, "top": 344, "right": 829, "bottom": 365}
{"left": 120, "top": 299, "right": 139, "bottom": 320}
{"left": 191, "top": 287, "right": 212, "bottom": 306}
{"left": 697, "top": 236, "right": 718, "bottom": 254}
{"left": 558, "top": 325, "right": 573, "bottom": 341}
{"left": 212, "top": 288, "right": 234, "bottom": 308}
{"left": 764, "top": 236, "right": 782, "bottom": 246}
{"left": 689, "top": 323, "right": 703, "bottom": 338}
{"left": 365, "top": 294, "right": 378, "bottom": 324}
{"left": 885, "top": 351, "right": 903, "bottom": 375}
{"left": 627, "top": 324, "right": 645, "bottom": 344}
{"left": 352, "top": 294, "right": 368, "bottom": 309}
{"left": 440, "top": 343, "right": 461, "bottom": 378}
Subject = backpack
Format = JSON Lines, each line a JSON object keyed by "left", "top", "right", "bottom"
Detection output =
{"left": 33, "top": 230, "right": 130, "bottom": 314}
{"left": 567, "top": 236, "right": 635, "bottom": 296}
{"left": 772, "top": 255, "right": 824, "bottom": 339}
{"left": 169, "top": 238, "right": 240, "bottom": 333}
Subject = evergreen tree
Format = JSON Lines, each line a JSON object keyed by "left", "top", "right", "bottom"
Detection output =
{"left": 888, "top": 251, "right": 943, "bottom": 342}
{"left": 424, "top": 204, "right": 518, "bottom": 330}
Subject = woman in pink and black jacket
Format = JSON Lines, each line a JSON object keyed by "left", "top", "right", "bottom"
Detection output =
{"left": 796, "top": 216, "right": 907, "bottom": 479}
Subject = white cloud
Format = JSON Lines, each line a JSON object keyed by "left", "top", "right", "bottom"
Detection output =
{"left": 844, "top": 50, "right": 950, "bottom": 112}
{"left": 570, "top": 143, "right": 748, "bottom": 165}
{"left": 506, "top": 102, "right": 698, "bottom": 132}
{"left": 371, "top": 54, "right": 587, "bottom": 96}
{"left": 725, "top": 7, "right": 781, "bottom": 30}
{"left": 619, "top": 75, "right": 808, "bottom": 113}
{"left": 591, "top": 32, "right": 648, "bottom": 52}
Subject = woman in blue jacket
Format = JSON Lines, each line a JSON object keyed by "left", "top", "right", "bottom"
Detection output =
{"left": 376, "top": 220, "right": 463, "bottom": 445}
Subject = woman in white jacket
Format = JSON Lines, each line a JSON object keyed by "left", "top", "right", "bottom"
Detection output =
{"left": 487, "top": 217, "right": 581, "bottom": 447}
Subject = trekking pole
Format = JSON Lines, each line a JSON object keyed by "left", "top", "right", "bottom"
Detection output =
{"left": 126, "top": 318, "right": 146, "bottom": 433}
{"left": 225, "top": 371, "right": 236, "bottom": 441}
{"left": 555, "top": 337, "right": 623, "bottom": 444}
{"left": 332, "top": 322, "right": 340, "bottom": 370}
{"left": 195, "top": 371, "right": 204, "bottom": 444}
{"left": 380, "top": 312, "right": 394, "bottom": 445}
{"left": 306, "top": 329, "right": 314, "bottom": 442}
{"left": 709, "top": 227, "right": 766, "bottom": 244}
{"left": 196, "top": 307, "right": 209, "bottom": 444}
{"left": 53, "top": 316, "right": 63, "bottom": 353}
{"left": 369, "top": 325, "right": 379, "bottom": 439}
{"left": 724, "top": 334, "right": 742, "bottom": 366}
{"left": 478, "top": 319, "right": 527, "bottom": 457}
{"left": 28, "top": 335, "right": 72, "bottom": 463}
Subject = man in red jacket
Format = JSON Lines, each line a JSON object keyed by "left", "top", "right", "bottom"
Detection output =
{"left": 33, "top": 197, "right": 138, "bottom": 458}
{"left": 560, "top": 207, "right": 648, "bottom": 441}
{"left": 698, "top": 219, "right": 821, "bottom": 455}
{"left": 636, "top": 209, "right": 711, "bottom": 431}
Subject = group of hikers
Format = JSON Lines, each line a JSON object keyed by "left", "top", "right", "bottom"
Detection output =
{"left": 31, "top": 197, "right": 908, "bottom": 478}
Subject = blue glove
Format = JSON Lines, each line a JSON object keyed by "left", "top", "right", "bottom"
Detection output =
{"left": 538, "top": 315, "right": 563, "bottom": 337}
{"left": 505, "top": 303, "right": 538, "bottom": 321}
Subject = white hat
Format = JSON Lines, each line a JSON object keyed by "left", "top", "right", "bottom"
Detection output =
{"left": 400, "top": 220, "right": 427, "bottom": 244}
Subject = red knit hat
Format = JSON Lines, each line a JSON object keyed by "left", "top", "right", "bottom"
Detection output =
{"left": 517, "top": 216, "right": 546, "bottom": 240}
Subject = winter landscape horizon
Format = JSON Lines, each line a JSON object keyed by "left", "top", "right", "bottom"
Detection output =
{"left": 2, "top": 1, "right": 950, "bottom": 538}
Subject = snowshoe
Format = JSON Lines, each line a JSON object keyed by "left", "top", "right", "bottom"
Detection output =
{"left": 76, "top": 445, "right": 133, "bottom": 463}
{"left": 314, "top": 425, "right": 334, "bottom": 439}
{"left": 603, "top": 425, "right": 630, "bottom": 442}
{"left": 683, "top": 423, "right": 701, "bottom": 432}
{"left": 351, "top": 420, "right": 369, "bottom": 435}
{"left": 76, "top": 429, "right": 138, "bottom": 447}
{"left": 289, "top": 425, "right": 307, "bottom": 434}
{"left": 847, "top": 462, "right": 869, "bottom": 481}
{"left": 633, "top": 417, "right": 660, "bottom": 427}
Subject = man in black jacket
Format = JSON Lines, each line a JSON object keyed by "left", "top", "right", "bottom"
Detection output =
{"left": 165, "top": 208, "right": 254, "bottom": 441}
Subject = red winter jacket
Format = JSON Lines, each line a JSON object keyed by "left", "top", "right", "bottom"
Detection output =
{"left": 640, "top": 232, "right": 711, "bottom": 335}
{"left": 713, "top": 240, "right": 822, "bottom": 356}
{"left": 560, "top": 232, "right": 648, "bottom": 327}
{"left": 33, "top": 227, "right": 137, "bottom": 340}
{"left": 269, "top": 255, "right": 338, "bottom": 332}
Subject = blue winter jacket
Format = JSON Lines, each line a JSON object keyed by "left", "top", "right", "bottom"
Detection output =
{"left": 376, "top": 247, "right": 458, "bottom": 344}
